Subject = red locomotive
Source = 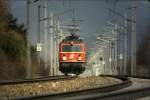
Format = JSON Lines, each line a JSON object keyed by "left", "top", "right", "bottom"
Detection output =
{"left": 59, "top": 34, "right": 86, "bottom": 76}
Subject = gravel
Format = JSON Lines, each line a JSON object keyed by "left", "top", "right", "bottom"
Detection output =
{"left": 0, "top": 76, "right": 122, "bottom": 99}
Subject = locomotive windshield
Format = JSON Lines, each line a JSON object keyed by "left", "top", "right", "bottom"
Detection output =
{"left": 62, "top": 45, "right": 82, "bottom": 52}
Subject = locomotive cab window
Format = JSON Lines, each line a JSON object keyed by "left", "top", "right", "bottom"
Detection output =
{"left": 62, "top": 45, "right": 82, "bottom": 52}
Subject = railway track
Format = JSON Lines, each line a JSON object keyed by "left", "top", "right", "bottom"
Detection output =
{"left": 1, "top": 75, "right": 148, "bottom": 100}
{"left": 65, "top": 76, "right": 150, "bottom": 100}
{"left": 56, "top": 75, "right": 150, "bottom": 100}
{"left": 10, "top": 75, "right": 132, "bottom": 100}
{"left": 100, "top": 75, "right": 150, "bottom": 79}
{"left": 0, "top": 75, "right": 77, "bottom": 85}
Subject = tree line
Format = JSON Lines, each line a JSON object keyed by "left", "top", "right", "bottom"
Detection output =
{"left": 0, "top": 0, "right": 47, "bottom": 80}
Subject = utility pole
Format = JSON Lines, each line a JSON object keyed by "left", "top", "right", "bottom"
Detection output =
{"left": 114, "top": 24, "right": 118, "bottom": 75}
{"left": 119, "top": 26, "right": 124, "bottom": 75}
{"left": 50, "top": 12, "right": 54, "bottom": 76}
{"left": 58, "top": 20, "right": 61, "bottom": 75}
{"left": 55, "top": 17, "right": 61, "bottom": 75}
{"left": 111, "top": 29, "right": 115, "bottom": 75}
{"left": 129, "top": 7, "right": 137, "bottom": 76}
{"left": 37, "top": 5, "right": 41, "bottom": 70}
{"left": 26, "top": 0, "right": 31, "bottom": 78}
{"left": 124, "top": 13, "right": 127, "bottom": 75}
{"left": 109, "top": 34, "right": 112, "bottom": 75}
{"left": 53, "top": 17, "right": 57, "bottom": 76}
{"left": 57, "top": 18, "right": 60, "bottom": 75}
{"left": 44, "top": 1, "right": 48, "bottom": 70}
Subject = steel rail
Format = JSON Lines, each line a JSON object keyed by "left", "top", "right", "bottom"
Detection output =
{"left": 100, "top": 74, "right": 150, "bottom": 79}
{"left": 0, "top": 75, "right": 77, "bottom": 85}
{"left": 87, "top": 87, "right": 150, "bottom": 100}
{"left": 12, "top": 75, "right": 132, "bottom": 100}
{"left": 56, "top": 85, "right": 150, "bottom": 100}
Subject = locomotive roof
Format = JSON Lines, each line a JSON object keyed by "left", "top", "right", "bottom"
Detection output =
{"left": 60, "top": 40, "right": 84, "bottom": 44}
{"left": 62, "top": 34, "right": 83, "bottom": 43}
{"left": 62, "top": 39, "right": 83, "bottom": 42}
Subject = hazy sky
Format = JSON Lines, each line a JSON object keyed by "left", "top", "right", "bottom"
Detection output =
{"left": 9, "top": 0, "right": 150, "bottom": 57}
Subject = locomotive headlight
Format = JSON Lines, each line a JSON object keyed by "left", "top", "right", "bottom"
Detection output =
{"left": 63, "top": 56, "right": 66, "bottom": 60}
{"left": 78, "top": 57, "right": 82, "bottom": 61}
{"left": 78, "top": 54, "right": 82, "bottom": 61}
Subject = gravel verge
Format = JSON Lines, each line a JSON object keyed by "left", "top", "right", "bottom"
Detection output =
{"left": 0, "top": 76, "right": 122, "bottom": 99}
